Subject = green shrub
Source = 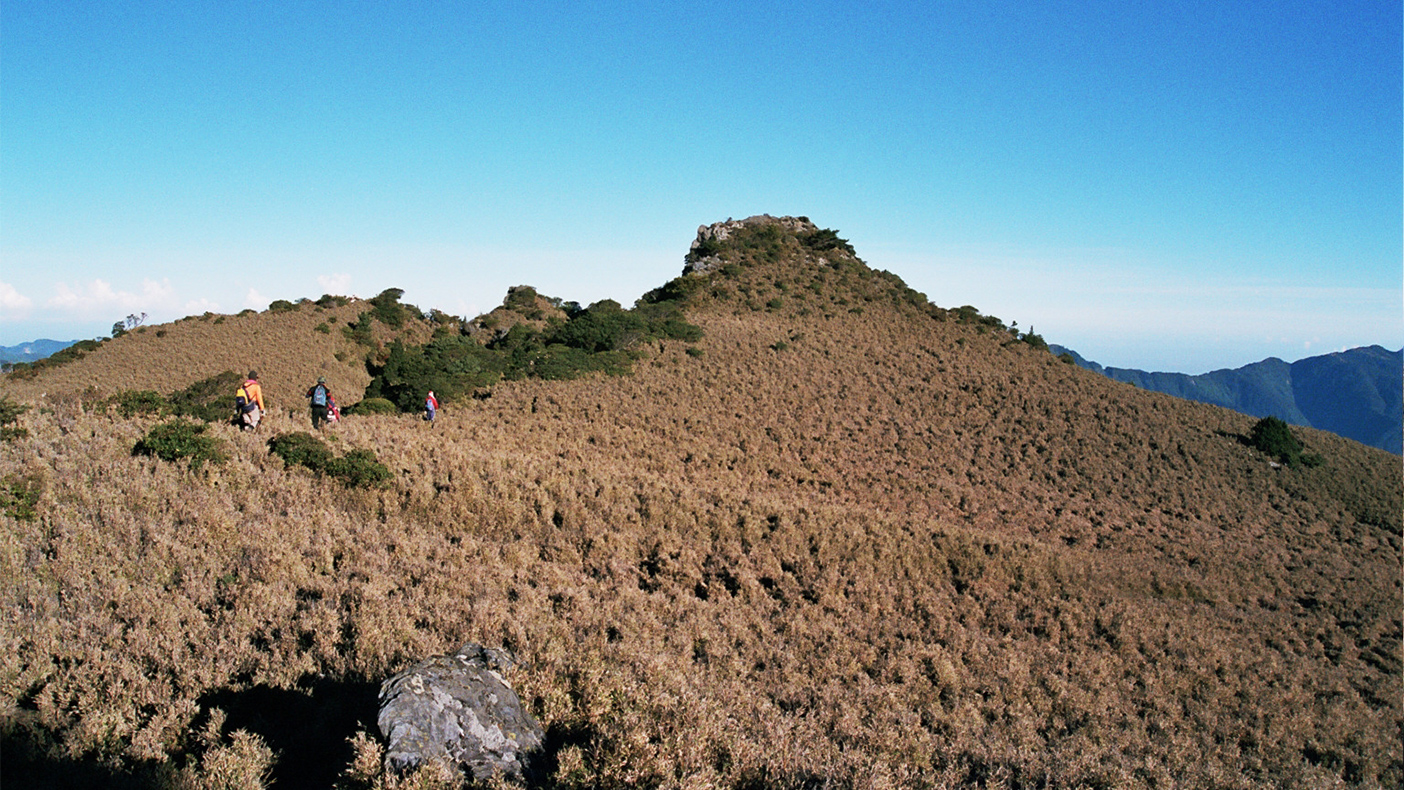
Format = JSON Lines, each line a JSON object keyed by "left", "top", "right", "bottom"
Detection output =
{"left": 168, "top": 370, "right": 244, "bottom": 423}
{"left": 268, "top": 432, "right": 335, "bottom": 471}
{"left": 368, "top": 288, "right": 416, "bottom": 328}
{"left": 344, "top": 397, "right": 399, "bottom": 416}
{"left": 268, "top": 432, "right": 390, "bottom": 488}
{"left": 110, "top": 390, "right": 168, "bottom": 418}
{"left": 549, "top": 299, "right": 646, "bottom": 352}
{"left": 504, "top": 286, "right": 541, "bottom": 313}
{"left": 1, "top": 396, "right": 31, "bottom": 441}
{"left": 315, "top": 322, "right": 331, "bottom": 334}
{"left": 369, "top": 337, "right": 504, "bottom": 411}
{"left": 686, "top": 346, "right": 705, "bottom": 358}
{"left": 324, "top": 449, "right": 392, "bottom": 489}
{"left": 363, "top": 285, "right": 705, "bottom": 404}
{"left": 342, "top": 312, "right": 375, "bottom": 347}
{"left": 800, "top": 228, "right": 855, "bottom": 255}
{"left": 1020, "top": 328, "right": 1049, "bottom": 352}
{"left": 1249, "top": 416, "right": 1323, "bottom": 468}
{"left": 133, "top": 420, "right": 227, "bottom": 470}
{"left": 0, "top": 473, "right": 41, "bottom": 521}
{"left": 315, "top": 294, "right": 349, "bottom": 308}
{"left": 268, "top": 299, "right": 299, "bottom": 313}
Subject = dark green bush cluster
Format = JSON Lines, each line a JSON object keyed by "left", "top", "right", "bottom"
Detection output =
{"left": 132, "top": 420, "right": 227, "bottom": 470}
{"left": 951, "top": 305, "right": 1009, "bottom": 333}
{"left": 268, "top": 299, "right": 299, "bottom": 313}
{"left": 1019, "top": 328, "right": 1049, "bottom": 352}
{"left": 168, "top": 370, "right": 245, "bottom": 422}
{"left": 364, "top": 288, "right": 703, "bottom": 412}
{"left": 342, "top": 312, "right": 375, "bottom": 347}
{"left": 367, "top": 288, "right": 419, "bottom": 329}
{"left": 0, "top": 396, "right": 30, "bottom": 441}
{"left": 0, "top": 473, "right": 41, "bottom": 521}
{"left": 800, "top": 227, "right": 855, "bottom": 255}
{"left": 108, "top": 372, "right": 244, "bottom": 424}
{"left": 316, "top": 294, "right": 349, "bottom": 308}
{"left": 343, "top": 397, "right": 398, "bottom": 416}
{"left": 267, "top": 432, "right": 391, "bottom": 488}
{"left": 1249, "top": 416, "right": 1324, "bottom": 468}
{"left": 110, "top": 390, "right": 167, "bottom": 418}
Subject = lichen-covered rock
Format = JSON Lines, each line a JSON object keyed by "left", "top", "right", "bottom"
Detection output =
{"left": 377, "top": 643, "right": 544, "bottom": 781}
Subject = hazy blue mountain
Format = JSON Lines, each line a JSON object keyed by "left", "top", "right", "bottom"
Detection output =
{"left": 1050, "top": 345, "right": 1403, "bottom": 455}
{"left": 0, "top": 339, "right": 78, "bottom": 365}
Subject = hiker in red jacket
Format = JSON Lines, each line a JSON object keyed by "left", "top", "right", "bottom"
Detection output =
{"left": 425, "top": 390, "right": 439, "bottom": 425}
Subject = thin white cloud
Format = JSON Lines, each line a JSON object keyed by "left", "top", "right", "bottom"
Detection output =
{"left": 0, "top": 281, "right": 34, "bottom": 317}
{"left": 184, "top": 298, "right": 221, "bottom": 314}
{"left": 244, "top": 289, "right": 268, "bottom": 310}
{"left": 45, "top": 278, "right": 176, "bottom": 316}
{"left": 317, "top": 273, "right": 352, "bottom": 294}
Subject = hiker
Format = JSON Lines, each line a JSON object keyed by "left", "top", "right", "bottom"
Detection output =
{"left": 307, "top": 376, "right": 333, "bottom": 430}
{"left": 425, "top": 390, "right": 439, "bottom": 425}
{"left": 327, "top": 393, "right": 341, "bottom": 424}
{"left": 236, "top": 371, "right": 266, "bottom": 431}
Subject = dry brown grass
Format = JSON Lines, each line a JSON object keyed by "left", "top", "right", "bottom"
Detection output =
{"left": 0, "top": 298, "right": 433, "bottom": 421}
{"left": 1, "top": 227, "right": 1400, "bottom": 789}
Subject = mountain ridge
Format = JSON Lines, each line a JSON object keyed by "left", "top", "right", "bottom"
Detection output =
{"left": 0, "top": 338, "right": 78, "bottom": 365}
{"left": 1052, "top": 344, "right": 1403, "bottom": 454}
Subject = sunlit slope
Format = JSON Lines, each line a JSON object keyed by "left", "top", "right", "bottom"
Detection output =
{"left": 0, "top": 298, "right": 428, "bottom": 413}
{"left": 1, "top": 217, "right": 1399, "bottom": 788}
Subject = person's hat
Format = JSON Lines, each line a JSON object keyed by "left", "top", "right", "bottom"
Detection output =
{"left": 248, "top": 370, "right": 258, "bottom": 379}
{"left": 318, "top": 376, "right": 326, "bottom": 384}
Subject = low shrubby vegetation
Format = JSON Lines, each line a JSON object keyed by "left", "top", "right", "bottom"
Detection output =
{"left": 268, "top": 432, "right": 392, "bottom": 489}
{"left": 0, "top": 472, "right": 41, "bottom": 521}
{"left": 132, "top": 419, "right": 228, "bottom": 470}
{"left": 364, "top": 286, "right": 702, "bottom": 412}
{"left": 1, "top": 395, "right": 28, "bottom": 441}
{"left": 1250, "top": 415, "right": 1325, "bottom": 468}
{"left": 0, "top": 217, "right": 1399, "bottom": 789}
{"left": 109, "top": 371, "right": 247, "bottom": 424}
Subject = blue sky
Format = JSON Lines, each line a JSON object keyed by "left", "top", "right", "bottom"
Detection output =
{"left": 2, "top": 0, "right": 1399, "bottom": 373}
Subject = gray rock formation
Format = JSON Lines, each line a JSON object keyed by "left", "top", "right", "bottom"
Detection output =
{"left": 378, "top": 643, "right": 544, "bottom": 781}
{"left": 685, "top": 214, "right": 821, "bottom": 274}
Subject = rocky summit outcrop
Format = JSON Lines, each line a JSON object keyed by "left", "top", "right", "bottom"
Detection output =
{"left": 685, "top": 214, "right": 822, "bottom": 274}
{"left": 377, "top": 643, "right": 544, "bottom": 781}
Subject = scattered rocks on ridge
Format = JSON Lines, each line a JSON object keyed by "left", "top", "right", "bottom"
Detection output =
{"left": 377, "top": 642, "right": 544, "bottom": 781}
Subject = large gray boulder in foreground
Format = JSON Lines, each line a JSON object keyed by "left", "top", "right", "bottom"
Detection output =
{"left": 378, "top": 643, "right": 544, "bottom": 780}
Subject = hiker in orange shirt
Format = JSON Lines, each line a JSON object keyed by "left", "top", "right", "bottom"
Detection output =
{"left": 236, "top": 371, "right": 267, "bottom": 431}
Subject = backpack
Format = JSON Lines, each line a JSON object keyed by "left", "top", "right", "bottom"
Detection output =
{"left": 312, "top": 384, "right": 328, "bottom": 407}
{"left": 236, "top": 385, "right": 255, "bottom": 413}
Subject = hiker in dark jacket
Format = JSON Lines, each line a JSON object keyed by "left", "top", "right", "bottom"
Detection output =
{"left": 307, "top": 377, "right": 333, "bottom": 430}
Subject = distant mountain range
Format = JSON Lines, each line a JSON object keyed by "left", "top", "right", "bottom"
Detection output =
{"left": 0, "top": 339, "right": 77, "bottom": 365}
{"left": 1050, "top": 344, "right": 1403, "bottom": 454}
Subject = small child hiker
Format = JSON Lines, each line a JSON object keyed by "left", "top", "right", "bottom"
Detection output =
{"left": 424, "top": 390, "right": 438, "bottom": 425}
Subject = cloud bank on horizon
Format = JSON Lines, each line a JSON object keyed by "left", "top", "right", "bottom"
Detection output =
{"left": 1, "top": 1, "right": 1399, "bottom": 374}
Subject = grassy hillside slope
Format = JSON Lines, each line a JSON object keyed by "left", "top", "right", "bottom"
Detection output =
{"left": 1, "top": 217, "right": 1400, "bottom": 789}
{"left": 0, "top": 297, "right": 433, "bottom": 417}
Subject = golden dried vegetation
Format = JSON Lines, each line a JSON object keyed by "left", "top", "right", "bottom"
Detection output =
{"left": 1, "top": 220, "right": 1399, "bottom": 789}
